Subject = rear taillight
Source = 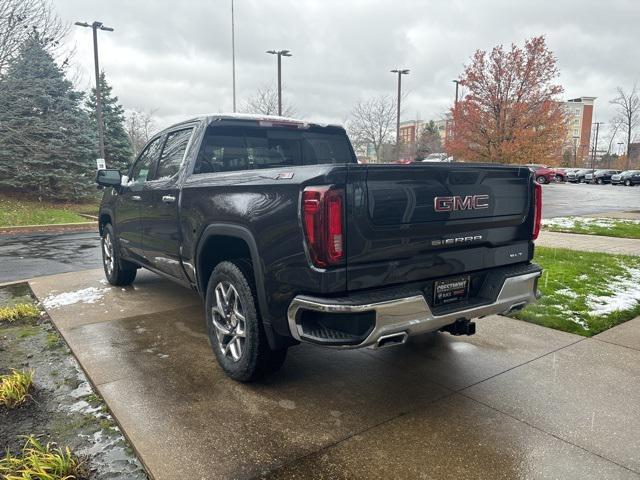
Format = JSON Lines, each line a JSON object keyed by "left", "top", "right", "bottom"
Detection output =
{"left": 302, "top": 186, "right": 344, "bottom": 267}
{"left": 533, "top": 182, "right": 542, "bottom": 240}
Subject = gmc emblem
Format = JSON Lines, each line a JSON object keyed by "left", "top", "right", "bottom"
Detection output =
{"left": 433, "top": 195, "right": 490, "bottom": 212}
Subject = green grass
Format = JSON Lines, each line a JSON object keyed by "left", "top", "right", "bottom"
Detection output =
{"left": 543, "top": 216, "right": 640, "bottom": 239}
{"left": 513, "top": 247, "right": 640, "bottom": 336}
{"left": 0, "top": 194, "right": 98, "bottom": 227}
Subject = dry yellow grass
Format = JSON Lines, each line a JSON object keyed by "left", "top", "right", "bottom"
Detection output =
{"left": 0, "top": 369, "right": 34, "bottom": 408}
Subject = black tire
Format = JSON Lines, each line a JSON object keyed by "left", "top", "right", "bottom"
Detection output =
{"left": 625, "top": 179, "right": 632, "bottom": 186}
{"left": 596, "top": 178, "right": 604, "bottom": 185}
{"left": 101, "top": 223, "right": 137, "bottom": 286}
{"left": 579, "top": 177, "right": 585, "bottom": 183}
{"left": 536, "top": 175, "right": 547, "bottom": 185}
{"left": 205, "top": 260, "right": 287, "bottom": 382}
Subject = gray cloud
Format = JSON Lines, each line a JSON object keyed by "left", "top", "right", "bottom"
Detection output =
{"left": 58, "top": 0, "right": 638, "bottom": 139}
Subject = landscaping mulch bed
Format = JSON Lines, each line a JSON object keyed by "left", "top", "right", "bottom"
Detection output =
{"left": 0, "top": 283, "right": 147, "bottom": 479}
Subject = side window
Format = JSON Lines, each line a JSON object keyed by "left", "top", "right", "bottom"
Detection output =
{"left": 155, "top": 128, "right": 193, "bottom": 180}
{"left": 130, "top": 137, "right": 163, "bottom": 185}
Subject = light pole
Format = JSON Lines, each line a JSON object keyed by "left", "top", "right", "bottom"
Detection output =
{"left": 452, "top": 79, "right": 460, "bottom": 105}
{"left": 591, "top": 122, "right": 603, "bottom": 172}
{"left": 572, "top": 135, "right": 579, "bottom": 167}
{"left": 266, "top": 49, "right": 291, "bottom": 116}
{"left": 231, "top": 0, "right": 236, "bottom": 112}
{"left": 75, "top": 21, "right": 113, "bottom": 161}
{"left": 391, "top": 69, "right": 409, "bottom": 152}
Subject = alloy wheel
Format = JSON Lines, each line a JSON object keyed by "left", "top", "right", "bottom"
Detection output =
{"left": 211, "top": 281, "right": 246, "bottom": 362}
{"left": 102, "top": 233, "right": 115, "bottom": 277}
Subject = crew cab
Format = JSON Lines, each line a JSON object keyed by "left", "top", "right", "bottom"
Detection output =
{"left": 96, "top": 114, "right": 542, "bottom": 382}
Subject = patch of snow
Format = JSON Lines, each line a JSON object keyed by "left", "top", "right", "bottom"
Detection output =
{"left": 43, "top": 287, "right": 109, "bottom": 309}
{"left": 556, "top": 288, "right": 579, "bottom": 299}
{"left": 586, "top": 265, "right": 640, "bottom": 316}
{"left": 543, "top": 216, "right": 640, "bottom": 230}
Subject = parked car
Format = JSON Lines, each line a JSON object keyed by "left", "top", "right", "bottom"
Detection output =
{"left": 611, "top": 170, "right": 640, "bottom": 185}
{"left": 526, "top": 165, "right": 564, "bottom": 184}
{"left": 96, "top": 114, "right": 542, "bottom": 382}
{"left": 588, "top": 169, "right": 621, "bottom": 184}
{"left": 566, "top": 168, "right": 593, "bottom": 183}
{"left": 623, "top": 171, "right": 640, "bottom": 186}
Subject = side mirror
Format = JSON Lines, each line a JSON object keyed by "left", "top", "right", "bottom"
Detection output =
{"left": 96, "top": 169, "right": 122, "bottom": 187}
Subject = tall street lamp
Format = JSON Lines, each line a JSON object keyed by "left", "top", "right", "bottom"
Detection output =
{"left": 591, "top": 122, "right": 603, "bottom": 172}
{"left": 266, "top": 49, "right": 292, "bottom": 116}
{"left": 391, "top": 69, "right": 409, "bottom": 151}
{"left": 452, "top": 79, "right": 460, "bottom": 105}
{"left": 75, "top": 21, "right": 113, "bottom": 162}
{"left": 231, "top": 0, "right": 236, "bottom": 112}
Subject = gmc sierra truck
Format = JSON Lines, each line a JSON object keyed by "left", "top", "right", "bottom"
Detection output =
{"left": 96, "top": 114, "right": 542, "bottom": 382}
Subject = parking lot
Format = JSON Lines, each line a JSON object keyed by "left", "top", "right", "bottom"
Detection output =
{"left": 541, "top": 182, "right": 640, "bottom": 218}
{"left": 27, "top": 267, "right": 640, "bottom": 479}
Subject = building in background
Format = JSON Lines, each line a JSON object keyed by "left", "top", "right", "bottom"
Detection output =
{"left": 563, "top": 96, "right": 596, "bottom": 166}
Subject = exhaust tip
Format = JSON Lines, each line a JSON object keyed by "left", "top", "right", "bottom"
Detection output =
{"left": 375, "top": 332, "right": 408, "bottom": 349}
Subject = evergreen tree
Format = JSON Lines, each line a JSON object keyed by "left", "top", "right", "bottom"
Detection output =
{"left": 415, "top": 120, "right": 442, "bottom": 160}
{"left": 0, "top": 34, "right": 96, "bottom": 200}
{"left": 86, "top": 72, "right": 133, "bottom": 171}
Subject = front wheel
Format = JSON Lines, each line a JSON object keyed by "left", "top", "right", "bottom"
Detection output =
{"left": 536, "top": 176, "right": 547, "bottom": 185}
{"left": 596, "top": 178, "right": 604, "bottom": 185}
{"left": 625, "top": 179, "right": 632, "bottom": 186}
{"left": 101, "top": 224, "right": 137, "bottom": 286}
{"left": 205, "top": 260, "right": 287, "bottom": 382}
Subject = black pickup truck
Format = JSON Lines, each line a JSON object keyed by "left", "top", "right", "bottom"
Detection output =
{"left": 96, "top": 114, "right": 542, "bottom": 382}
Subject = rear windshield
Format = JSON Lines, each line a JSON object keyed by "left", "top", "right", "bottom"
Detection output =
{"left": 193, "top": 125, "right": 355, "bottom": 174}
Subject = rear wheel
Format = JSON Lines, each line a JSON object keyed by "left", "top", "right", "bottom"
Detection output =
{"left": 205, "top": 260, "right": 287, "bottom": 382}
{"left": 597, "top": 178, "right": 604, "bottom": 185}
{"left": 625, "top": 179, "right": 632, "bottom": 186}
{"left": 101, "top": 224, "right": 137, "bottom": 286}
{"left": 536, "top": 175, "right": 547, "bottom": 184}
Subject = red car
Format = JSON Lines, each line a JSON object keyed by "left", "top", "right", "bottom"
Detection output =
{"left": 527, "top": 165, "right": 565, "bottom": 184}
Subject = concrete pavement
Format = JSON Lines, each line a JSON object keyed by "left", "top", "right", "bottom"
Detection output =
{"left": 29, "top": 269, "right": 640, "bottom": 479}
{"left": 536, "top": 230, "right": 640, "bottom": 255}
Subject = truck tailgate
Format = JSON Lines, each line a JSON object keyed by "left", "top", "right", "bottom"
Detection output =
{"left": 345, "top": 163, "right": 535, "bottom": 291}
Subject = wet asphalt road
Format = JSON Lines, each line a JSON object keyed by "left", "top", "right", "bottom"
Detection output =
{"left": 1, "top": 183, "right": 639, "bottom": 284}
{"left": 0, "top": 231, "right": 101, "bottom": 283}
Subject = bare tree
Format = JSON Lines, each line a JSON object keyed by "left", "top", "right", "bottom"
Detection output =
{"left": 125, "top": 108, "right": 157, "bottom": 156}
{"left": 240, "top": 84, "right": 295, "bottom": 117}
{"left": 0, "top": 0, "right": 69, "bottom": 78}
{"left": 610, "top": 84, "right": 639, "bottom": 168}
{"left": 346, "top": 95, "right": 396, "bottom": 162}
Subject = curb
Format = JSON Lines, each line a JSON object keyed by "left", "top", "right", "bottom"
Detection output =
{"left": 0, "top": 222, "right": 97, "bottom": 236}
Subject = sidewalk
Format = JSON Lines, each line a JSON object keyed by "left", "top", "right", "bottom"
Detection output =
{"left": 27, "top": 268, "right": 640, "bottom": 479}
{"left": 537, "top": 230, "right": 640, "bottom": 256}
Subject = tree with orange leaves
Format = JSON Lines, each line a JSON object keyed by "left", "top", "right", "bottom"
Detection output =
{"left": 446, "top": 36, "right": 568, "bottom": 165}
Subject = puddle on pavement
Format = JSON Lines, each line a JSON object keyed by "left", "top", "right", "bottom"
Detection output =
{"left": 0, "top": 283, "right": 147, "bottom": 480}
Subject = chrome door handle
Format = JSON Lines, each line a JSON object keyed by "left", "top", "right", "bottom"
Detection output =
{"left": 162, "top": 195, "right": 176, "bottom": 204}
{"left": 131, "top": 195, "right": 141, "bottom": 201}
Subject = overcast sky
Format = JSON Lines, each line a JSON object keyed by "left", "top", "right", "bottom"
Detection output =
{"left": 56, "top": 0, "right": 637, "bottom": 138}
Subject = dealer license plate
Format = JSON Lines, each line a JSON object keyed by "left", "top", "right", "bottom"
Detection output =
{"left": 433, "top": 276, "right": 470, "bottom": 306}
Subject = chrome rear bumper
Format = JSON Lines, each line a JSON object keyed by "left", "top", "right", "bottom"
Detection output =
{"left": 287, "top": 270, "right": 541, "bottom": 349}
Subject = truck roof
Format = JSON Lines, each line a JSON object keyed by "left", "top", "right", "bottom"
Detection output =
{"left": 173, "top": 113, "right": 344, "bottom": 130}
